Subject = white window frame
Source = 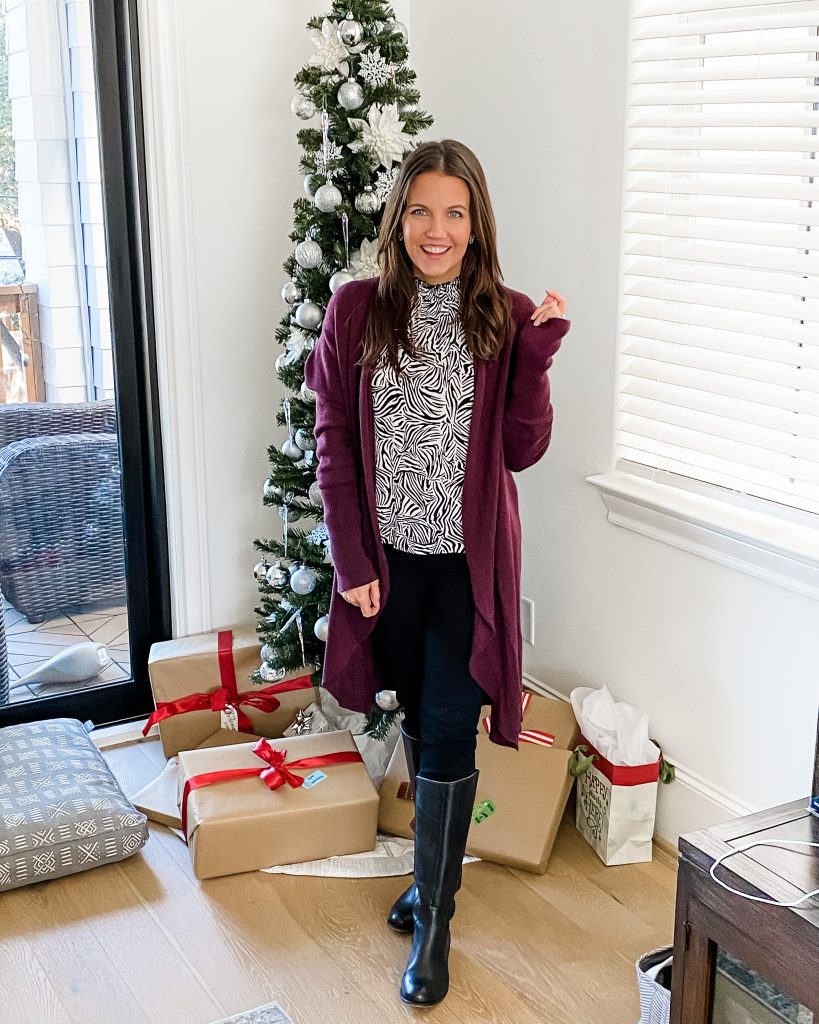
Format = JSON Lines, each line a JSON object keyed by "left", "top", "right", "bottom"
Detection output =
{"left": 590, "top": 0, "right": 819, "bottom": 601}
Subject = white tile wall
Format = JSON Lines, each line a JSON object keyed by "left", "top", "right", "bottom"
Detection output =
{"left": 19, "top": 220, "right": 76, "bottom": 265}
{"left": 8, "top": 48, "right": 64, "bottom": 97}
{"left": 23, "top": 262, "right": 81, "bottom": 306}
{"left": 38, "top": 303, "right": 85, "bottom": 349}
{"left": 88, "top": 305, "right": 111, "bottom": 349}
{"left": 43, "top": 343, "right": 86, "bottom": 386}
{"left": 15, "top": 138, "right": 71, "bottom": 182}
{"left": 17, "top": 179, "right": 73, "bottom": 224}
{"left": 72, "top": 89, "right": 97, "bottom": 138}
{"left": 10, "top": 94, "right": 66, "bottom": 140}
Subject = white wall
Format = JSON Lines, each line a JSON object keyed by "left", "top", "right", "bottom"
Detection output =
{"left": 141, "top": 0, "right": 819, "bottom": 842}
{"left": 408, "top": 0, "right": 819, "bottom": 839}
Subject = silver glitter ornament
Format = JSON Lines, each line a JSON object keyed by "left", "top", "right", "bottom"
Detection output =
{"left": 291, "top": 566, "right": 318, "bottom": 595}
{"left": 337, "top": 14, "right": 363, "bottom": 47}
{"left": 253, "top": 558, "right": 271, "bottom": 582}
{"left": 300, "top": 380, "right": 317, "bottom": 403}
{"left": 303, "top": 450, "right": 316, "bottom": 468}
{"left": 281, "top": 281, "right": 301, "bottom": 305}
{"left": 337, "top": 78, "right": 364, "bottom": 111}
{"left": 295, "top": 239, "right": 323, "bottom": 269}
{"left": 391, "top": 20, "right": 409, "bottom": 42}
{"left": 260, "top": 643, "right": 275, "bottom": 662}
{"left": 354, "top": 186, "right": 380, "bottom": 214}
{"left": 263, "top": 479, "right": 282, "bottom": 500}
{"left": 260, "top": 662, "right": 286, "bottom": 683}
{"left": 281, "top": 436, "right": 303, "bottom": 461}
{"left": 314, "top": 614, "right": 329, "bottom": 642}
{"left": 291, "top": 94, "right": 316, "bottom": 120}
{"left": 275, "top": 352, "right": 287, "bottom": 372}
{"left": 295, "top": 427, "right": 316, "bottom": 451}
{"left": 376, "top": 689, "right": 400, "bottom": 711}
{"left": 278, "top": 503, "right": 302, "bottom": 523}
{"left": 329, "top": 269, "right": 354, "bottom": 293}
{"left": 314, "top": 182, "right": 342, "bottom": 213}
{"left": 294, "top": 301, "right": 323, "bottom": 331}
{"left": 289, "top": 562, "right": 301, "bottom": 576}
{"left": 308, "top": 480, "right": 323, "bottom": 507}
{"left": 265, "top": 560, "right": 289, "bottom": 589}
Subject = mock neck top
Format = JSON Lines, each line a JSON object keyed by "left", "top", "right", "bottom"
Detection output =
{"left": 371, "top": 275, "right": 475, "bottom": 554}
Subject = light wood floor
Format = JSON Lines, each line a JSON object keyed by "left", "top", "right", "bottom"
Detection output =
{"left": 0, "top": 737, "right": 679, "bottom": 1024}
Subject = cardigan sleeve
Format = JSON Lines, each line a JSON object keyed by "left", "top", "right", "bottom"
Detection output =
{"left": 304, "top": 291, "right": 379, "bottom": 593}
{"left": 502, "top": 301, "right": 571, "bottom": 473}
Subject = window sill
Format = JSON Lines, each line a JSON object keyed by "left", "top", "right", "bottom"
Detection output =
{"left": 586, "top": 472, "right": 819, "bottom": 601}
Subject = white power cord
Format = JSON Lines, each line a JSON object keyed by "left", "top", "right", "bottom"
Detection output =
{"left": 709, "top": 839, "right": 819, "bottom": 908}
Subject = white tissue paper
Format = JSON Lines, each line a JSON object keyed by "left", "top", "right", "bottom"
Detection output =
{"left": 569, "top": 684, "right": 660, "bottom": 766}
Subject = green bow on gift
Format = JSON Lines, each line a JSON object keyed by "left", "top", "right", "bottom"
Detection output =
{"left": 567, "top": 741, "right": 676, "bottom": 785}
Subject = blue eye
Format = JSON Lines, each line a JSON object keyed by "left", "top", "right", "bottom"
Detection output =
{"left": 449, "top": 211, "right": 462, "bottom": 218}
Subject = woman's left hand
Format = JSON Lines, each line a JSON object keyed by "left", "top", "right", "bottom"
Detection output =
{"left": 530, "top": 289, "right": 568, "bottom": 326}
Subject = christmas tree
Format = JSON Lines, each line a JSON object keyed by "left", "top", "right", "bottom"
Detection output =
{"left": 251, "top": 3, "right": 433, "bottom": 731}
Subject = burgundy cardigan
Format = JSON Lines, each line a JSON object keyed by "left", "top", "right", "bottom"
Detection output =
{"left": 304, "top": 277, "right": 570, "bottom": 748}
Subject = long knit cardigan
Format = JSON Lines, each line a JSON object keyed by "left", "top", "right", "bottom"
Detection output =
{"left": 304, "top": 276, "right": 570, "bottom": 748}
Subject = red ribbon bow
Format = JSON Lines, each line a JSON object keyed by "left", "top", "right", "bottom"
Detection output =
{"left": 482, "top": 692, "right": 557, "bottom": 748}
{"left": 179, "top": 737, "right": 365, "bottom": 840}
{"left": 143, "top": 630, "right": 313, "bottom": 737}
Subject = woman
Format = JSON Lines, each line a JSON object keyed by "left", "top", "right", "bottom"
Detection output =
{"left": 304, "top": 139, "right": 570, "bottom": 1007}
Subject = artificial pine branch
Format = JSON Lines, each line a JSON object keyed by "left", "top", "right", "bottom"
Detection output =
{"left": 362, "top": 706, "right": 401, "bottom": 742}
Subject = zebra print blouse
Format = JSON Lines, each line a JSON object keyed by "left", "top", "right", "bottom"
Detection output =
{"left": 371, "top": 276, "right": 474, "bottom": 554}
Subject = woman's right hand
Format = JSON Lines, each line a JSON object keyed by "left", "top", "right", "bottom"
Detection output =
{"left": 340, "top": 579, "right": 381, "bottom": 617}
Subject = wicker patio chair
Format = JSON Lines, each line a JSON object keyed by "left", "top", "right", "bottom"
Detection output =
{"left": 0, "top": 591, "right": 8, "bottom": 706}
{"left": 0, "top": 402, "right": 126, "bottom": 624}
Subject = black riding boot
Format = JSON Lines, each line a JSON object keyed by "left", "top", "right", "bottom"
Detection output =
{"left": 386, "top": 725, "right": 421, "bottom": 933}
{"left": 400, "top": 770, "right": 479, "bottom": 1007}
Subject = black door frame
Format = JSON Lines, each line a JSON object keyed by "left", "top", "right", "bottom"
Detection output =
{"left": 0, "top": 0, "right": 171, "bottom": 727}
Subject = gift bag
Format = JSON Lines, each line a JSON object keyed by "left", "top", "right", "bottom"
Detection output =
{"left": 569, "top": 685, "right": 666, "bottom": 865}
{"left": 636, "top": 946, "right": 673, "bottom": 1024}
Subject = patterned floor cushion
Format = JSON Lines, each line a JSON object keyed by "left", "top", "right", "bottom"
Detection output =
{"left": 0, "top": 718, "right": 148, "bottom": 892}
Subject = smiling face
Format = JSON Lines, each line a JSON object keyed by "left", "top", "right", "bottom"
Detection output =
{"left": 400, "top": 170, "right": 472, "bottom": 285}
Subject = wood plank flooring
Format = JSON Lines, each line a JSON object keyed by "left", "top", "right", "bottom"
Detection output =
{"left": 0, "top": 737, "right": 679, "bottom": 1024}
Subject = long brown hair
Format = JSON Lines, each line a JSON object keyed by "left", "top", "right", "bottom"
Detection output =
{"left": 359, "top": 140, "right": 514, "bottom": 372}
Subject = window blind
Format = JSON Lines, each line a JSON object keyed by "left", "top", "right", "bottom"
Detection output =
{"left": 618, "top": 0, "right": 819, "bottom": 516}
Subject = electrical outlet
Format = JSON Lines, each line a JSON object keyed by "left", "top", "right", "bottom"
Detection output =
{"left": 520, "top": 597, "right": 535, "bottom": 646}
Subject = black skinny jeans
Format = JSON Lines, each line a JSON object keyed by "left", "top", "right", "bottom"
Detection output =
{"left": 371, "top": 543, "right": 487, "bottom": 782}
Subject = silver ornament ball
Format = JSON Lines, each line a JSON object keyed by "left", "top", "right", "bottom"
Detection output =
{"left": 263, "top": 479, "right": 282, "bottom": 500}
{"left": 281, "top": 436, "right": 303, "bottom": 461}
{"left": 260, "top": 643, "right": 275, "bottom": 662}
{"left": 329, "top": 269, "right": 354, "bottom": 294}
{"left": 265, "top": 561, "right": 290, "bottom": 589}
{"left": 294, "top": 239, "right": 323, "bottom": 269}
{"left": 290, "top": 94, "right": 316, "bottom": 120}
{"left": 375, "top": 689, "right": 400, "bottom": 711}
{"left": 391, "top": 20, "right": 409, "bottom": 42}
{"left": 281, "top": 281, "right": 301, "bottom": 305}
{"left": 278, "top": 503, "right": 302, "bottom": 523}
{"left": 253, "top": 558, "right": 271, "bottom": 582}
{"left": 314, "top": 614, "right": 329, "bottom": 642}
{"left": 337, "top": 15, "right": 363, "bottom": 47}
{"left": 337, "top": 79, "right": 364, "bottom": 111}
{"left": 291, "top": 566, "right": 318, "bottom": 595}
{"left": 274, "top": 352, "right": 288, "bottom": 373}
{"left": 300, "top": 380, "right": 317, "bottom": 403}
{"left": 294, "top": 301, "right": 323, "bottom": 331}
{"left": 354, "top": 186, "right": 380, "bottom": 215}
{"left": 308, "top": 480, "right": 323, "bottom": 507}
{"left": 259, "top": 662, "right": 286, "bottom": 683}
{"left": 314, "top": 182, "right": 342, "bottom": 213}
{"left": 295, "top": 427, "right": 316, "bottom": 451}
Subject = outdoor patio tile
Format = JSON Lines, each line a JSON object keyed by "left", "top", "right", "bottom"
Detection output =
{"left": 8, "top": 632, "right": 87, "bottom": 650}
{"left": 89, "top": 616, "right": 129, "bottom": 644}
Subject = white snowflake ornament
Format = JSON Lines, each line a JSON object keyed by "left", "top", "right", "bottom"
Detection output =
{"left": 350, "top": 238, "right": 381, "bottom": 279}
{"left": 374, "top": 167, "right": 398, "bottom": 203}
{"left": 308, "top": 19, "right": 350, "bottom": 77}
{"left": 359, "top": 48, "right": 393, "bottom": 87}
{"left": 347, "top": 103, "right": 413, "bottom": 169}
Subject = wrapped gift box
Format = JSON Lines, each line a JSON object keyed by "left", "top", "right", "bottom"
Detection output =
{"left": 378, "top": 691, "right": 580, "bottom": 874}
{"left": 146, "top": 627, "right": 317, "bottom": 758}
{"left": 177, "top": 730, "right": 379, "bottom": 880}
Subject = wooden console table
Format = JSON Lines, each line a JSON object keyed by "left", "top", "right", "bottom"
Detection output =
{"left": 671, "top": 797, "right": 818, "bottom": 1022}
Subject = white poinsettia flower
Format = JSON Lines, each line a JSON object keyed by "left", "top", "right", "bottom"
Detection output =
{"left": 307, "top": 19, "right": 350, "bottom": 76}
{"left": 350, "top": 238, "right": 381, "bottom": 279}
{"left": 347, "top": 103, "right": 413, "bottom": 169}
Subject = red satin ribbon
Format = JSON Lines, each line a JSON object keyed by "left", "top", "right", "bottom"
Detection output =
{"left": 482, "top": 692, "right": 557, "bottom": 748}
{"left": 180, "top": 737, "right": 364, "bottom": 839}
{"left": 143, "top": 630, "right": 313, "bottom": 736}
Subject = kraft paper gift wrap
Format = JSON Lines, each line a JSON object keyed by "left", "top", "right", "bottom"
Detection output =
{"left": 378, "top": 691, "right": 580, "bottom": 874}
{"left": 145, "top": 626, "right": 317, "bottom": 758}
{"left": 177, "top": 730, "right": 379, "bottom": 880}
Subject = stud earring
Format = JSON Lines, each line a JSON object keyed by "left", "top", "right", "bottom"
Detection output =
{"left": 468, "top": 234, "right": 475, "bottom": 244}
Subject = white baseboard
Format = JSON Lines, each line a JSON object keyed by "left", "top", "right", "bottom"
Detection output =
{"left": 522, "top": 671, "right": 757, "bottom": 845}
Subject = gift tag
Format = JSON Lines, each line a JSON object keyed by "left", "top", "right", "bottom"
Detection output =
{"left": 220, "top": 706, "right": 240, "bottom": 731}
{"left": 302, "top": 770, "right": 327, "bottom": 789}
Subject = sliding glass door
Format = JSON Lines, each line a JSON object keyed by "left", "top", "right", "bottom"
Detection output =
{"left": 0, "top": 0, "right": 168, "bottom": 727}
